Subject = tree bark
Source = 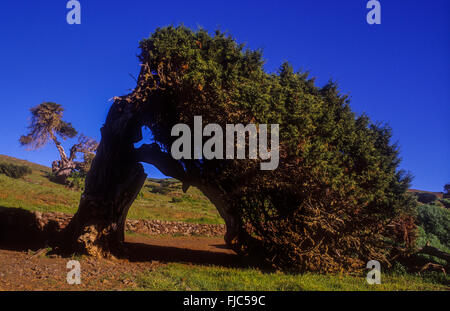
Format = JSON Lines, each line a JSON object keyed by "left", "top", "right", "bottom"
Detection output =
{"left": 417, "top": 243, "right": 450, "bottom": 269}
{"left": 64, "top": 97, "right": 147, "bottom": 257}
{"left": 195, "top": 184, "right": 242, "bottom": 250}
{"left": 50, "top": 136, "right": 76, "bottom": 183}
{"left": 64, "top": 97, "right": 244, "bottom": 256}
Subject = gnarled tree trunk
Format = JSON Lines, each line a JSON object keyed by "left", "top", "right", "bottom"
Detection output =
{"left": 64, "top": 95, "right": 243, "bottom": 257}
{"left": 64, "top": 97, "right": 146, "bottom": 257}
{"left": 50, "top": 136, "right": 77, "bottom": 183}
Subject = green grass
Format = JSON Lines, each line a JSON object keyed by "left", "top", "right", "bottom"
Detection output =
{"left": 130, "top": 182, "right": 222, "bottom": 224}
{"left": 1, "top": 154, "right": 449, "bottom": 291}
{"left": 133, "top": 263, "right": 449, "bottom": 291}
{"left": 0, "top": 154, "right": 222, "bottom": 224}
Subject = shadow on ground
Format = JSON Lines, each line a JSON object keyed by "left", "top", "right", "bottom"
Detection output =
{"left": 122, "top": 241, "right": 245, "bottom": 268}
{"left": 0, "top": 206, "right": 58, "bottom": 251}
{"left": 0, "top": 206, "right": 251, "bottom": 268}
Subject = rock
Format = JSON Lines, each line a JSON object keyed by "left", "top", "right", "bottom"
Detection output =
{"left": 23, "top": 211, "right": 226, "bottom": 238}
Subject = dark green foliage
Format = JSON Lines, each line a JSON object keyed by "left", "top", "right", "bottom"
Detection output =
{"left": 415, "top": 224, "right": 449, "bottom": 275}
{"left": 160, "top": 179, "right": 179, "bottom": 187}
{"left": 416, "top": 226, "right": 449, "bottom": 253}
{"left": 147, "top": 185, "right": 171, "bottom": 195}
{"left": 440, "top": 198, "right": 450, "bottom": 209}
{"left": 66, "top": 171, "right": 86, "bottom": 191}
{"left": 417, "top": 204, "right": 450, "bottom": 249}
{"left": 415, "top": 192, "right": 438, "bottom": 204}
{"left": 145, "top": 179, "right": 180, "bottom": 195}
{"left": 132, "top": 26, "right": 417, "bottom": 272}
{"left": 0, "top": 163, "right": 32, "bottom": 179}
{"left": 444, "top": 183, "right": 450, "bottom": 199}
{"left": 390, "top": 261, "right": 407, "bottom": 275}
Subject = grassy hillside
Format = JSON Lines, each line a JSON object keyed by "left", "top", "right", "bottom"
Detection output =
{"left": 0, "top": 154, "right": 449, "bottom": 291}
{"left": 0, "top": 154, "right": 222, "bottom": 224}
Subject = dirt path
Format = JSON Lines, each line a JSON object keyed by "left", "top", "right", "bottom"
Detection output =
{"left": 0, "top": 235, "right": 237, "bottom": 291}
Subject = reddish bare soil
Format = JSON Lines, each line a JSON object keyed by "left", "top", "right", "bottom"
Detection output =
{"left": 0, "top": 235, "right": 238, "bottom": 291}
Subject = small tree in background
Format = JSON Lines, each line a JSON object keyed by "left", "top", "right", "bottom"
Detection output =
{"left": 444, "top": 183, "right": 450, "bottom": 199}
{"left": 20, "top": 102, "right": 98, "bottom": 183}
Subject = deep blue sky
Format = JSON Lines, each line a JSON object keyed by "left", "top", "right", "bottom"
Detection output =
{"left": 0, "top": 1, "right": 448, "bottom": 191}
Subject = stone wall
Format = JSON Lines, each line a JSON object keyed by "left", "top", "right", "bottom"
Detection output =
{"left": 33, "top": 211, "right": 225, "bottom": 237}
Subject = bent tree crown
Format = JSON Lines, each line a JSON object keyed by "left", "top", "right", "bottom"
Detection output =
{"left": 66, "top": 26, "right": 416, "bottom": 272}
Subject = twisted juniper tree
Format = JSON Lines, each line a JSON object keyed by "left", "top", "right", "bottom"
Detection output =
{"left": 20, "top": 102, "right": 78, "bottom": 159}
{"left": 66, "top": 26, "right": 416, "bottom": 271}
{"left": 20, "top": 102, "right": 98, "bottom": 183}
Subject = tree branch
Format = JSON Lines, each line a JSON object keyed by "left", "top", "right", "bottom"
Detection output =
{"left": 417, "top": 243, "right": 450, "bottom": 264}
{"left": 51, "top": 134, "right": 68, "bottom": 162}
{"left": 134, "top": 143, "right": 186, "bottom": 181}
